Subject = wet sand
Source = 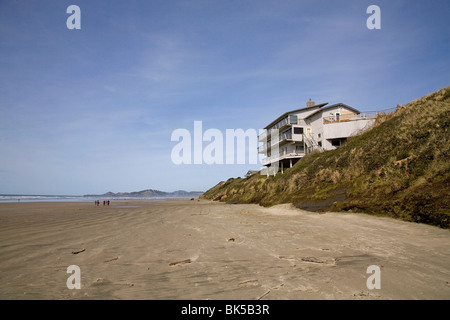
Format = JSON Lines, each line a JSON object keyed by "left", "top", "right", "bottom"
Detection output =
{"left": 0, "top": 199, "right": 449, "bottom": 300}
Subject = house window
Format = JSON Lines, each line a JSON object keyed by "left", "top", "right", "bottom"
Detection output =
{"left": 279, "top": 128, "right": 292, "bottom": 141}
{"left": 289, "top": 115, "right": 298, "bottom": 124}
{"left": 293, "top": 127, "right": 303, "bottom": 134}
{"left": 331, "top": 139, "right": 341, "bottom": 147}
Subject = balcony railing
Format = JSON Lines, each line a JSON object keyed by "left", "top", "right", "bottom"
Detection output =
{"left": 258, "top": 143, "right": 267, "bottom": 153}
{"left": 259, "top": 128, "right": 279, "bottom": 142}
{"left": 258, "top": 130, "right": 268, "bottom": 142}
{"left": 323, "top": 108, "right": 396, "bottom": 124}
{"left": 259, "top": 132, "right": 304, "bottom": 153}
{"left": 267, "top": 114, "right": 299, "bottom": 132}
{"left": 261, "top": 150, "right": 305, "bottom": 166}
{"left": 279, "top": 131, "right": 292, "bottom": 142}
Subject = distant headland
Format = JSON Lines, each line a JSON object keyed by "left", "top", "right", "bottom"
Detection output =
{"left": 84, "top": 189, "right": 203, "bottom": 198}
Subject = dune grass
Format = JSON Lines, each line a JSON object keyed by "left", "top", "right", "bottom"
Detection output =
{"left": 201, "top": 86, "right": 450, "bottom": 228}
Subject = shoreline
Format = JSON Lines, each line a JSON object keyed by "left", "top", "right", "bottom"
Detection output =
{"left": 0, "top": 197, "right": 199, "bottom": 204}
{"left": 0, "top": 199, "right": 449, "bottom": 299}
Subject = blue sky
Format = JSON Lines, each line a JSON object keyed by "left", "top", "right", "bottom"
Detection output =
{"left": 0, "top": 0, "right": 449, "bottom": 195}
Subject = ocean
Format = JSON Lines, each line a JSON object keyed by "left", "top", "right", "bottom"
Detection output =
{"left": 0, "top": 194, "right": 87, "bottom": 203}
{"left": 0, "top": 194, "right": 191, "bottom": 203}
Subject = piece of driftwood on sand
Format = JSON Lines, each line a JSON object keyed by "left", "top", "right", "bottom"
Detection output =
{"left": 169, "top": 259, "right": 192, "bottom": 266}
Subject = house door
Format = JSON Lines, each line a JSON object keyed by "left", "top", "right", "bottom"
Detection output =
{"left": 307, "top": 128, "right": 311, "bottom": 138}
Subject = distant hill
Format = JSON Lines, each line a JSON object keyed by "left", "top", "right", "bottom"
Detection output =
{"left": 85, "top": 189, "right": 203, "bottom": 198}
{"left": 201, "top": 86, "right": 450, "bottom": 228}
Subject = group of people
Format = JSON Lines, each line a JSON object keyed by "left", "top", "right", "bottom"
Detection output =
{"left": 94, "top": 200, "right": 110, "bottom": 206}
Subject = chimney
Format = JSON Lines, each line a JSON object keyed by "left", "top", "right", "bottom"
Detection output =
{"left": 306, "top": 98, "right": 315, "bottom": 108}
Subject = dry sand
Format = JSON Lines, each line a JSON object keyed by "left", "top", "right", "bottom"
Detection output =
{"left": 0, "top": 199, "right": 449, "bottom": 300}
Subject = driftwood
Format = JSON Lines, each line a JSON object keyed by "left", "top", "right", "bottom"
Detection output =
{"left": 278, "top": 255, "right": 295, "bottom": 260}
{"left": 301, "top": 256, "right": 337, "bottom": 265}
{"left": 238, "top": 279, "right": 258, "bottom": 286}
{"left": 169, "top": 259, "right": 192, "bottom": 266}
{"left": 104, "top": 257, "right": 119, "bottom": 263}
{"left": 72, "top": 248, "right": 86, "bottom": 254}
{"left": 257, "top": 290, "right": 270, "bottom": 300}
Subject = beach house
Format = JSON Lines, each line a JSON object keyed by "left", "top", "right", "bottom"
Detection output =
{"left": 258, "top": 99, "right": 377, "bottom": 174}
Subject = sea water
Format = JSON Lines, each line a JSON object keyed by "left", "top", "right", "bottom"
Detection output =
{"left": 0, "top": 194, "right": 193, "bottom": 203}
{"left": 0, "top": 194, "right": 87, "bottom": 203}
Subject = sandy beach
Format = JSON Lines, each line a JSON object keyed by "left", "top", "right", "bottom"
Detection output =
{"left": 0, "top": 199, "right": 449, "bottom": 300}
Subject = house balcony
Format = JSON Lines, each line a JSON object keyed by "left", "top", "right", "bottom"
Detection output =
{"left": 258, "top": 127, "right": 290, "bottom": 142}
{"left": 258, "top": 143, "right": 269, "bottom": 154}
{"left": 261, "top": 150, "right": 305, "bottom": 166}
{"left": 270, "top": 115, "right": 297, "bottom": 132}
{"left": 323, "top": 112, "right": 378, "bottom": 124}
{"left": 259, "top": 135, "right": 301, "bottom": 153}
{"left": 276, "top": 132, "right": 303, "bottom": 147}
{"left": 258, "top": 130, "right": 268, "bottom": 142}
{"left": 260, "top": 115, "right": 300, "bottom": 142}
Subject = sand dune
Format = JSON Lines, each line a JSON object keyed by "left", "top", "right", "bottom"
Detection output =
{"left": 0, "top": 200, "right": 449, "bottom": 300}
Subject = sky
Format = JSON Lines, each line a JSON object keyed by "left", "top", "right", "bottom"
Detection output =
{"left": 0, "top": 0, "right": 449, "bottom": 195}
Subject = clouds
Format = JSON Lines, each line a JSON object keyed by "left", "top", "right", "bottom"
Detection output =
{"left": 0, "top": 0, "right": 449, "bottom": 194}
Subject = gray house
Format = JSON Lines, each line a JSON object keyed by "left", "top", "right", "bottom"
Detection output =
{"left": 258, "top": 99, "right": 376, "bottom": 174}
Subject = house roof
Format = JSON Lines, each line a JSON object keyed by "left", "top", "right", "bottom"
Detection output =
{"left": 263, "top": 102, "right": 328, "bottom": 129}
{"left": 304, "top": 103, "right": 361, "bottom": 120}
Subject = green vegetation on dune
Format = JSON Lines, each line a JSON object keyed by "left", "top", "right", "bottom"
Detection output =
{"left": 201, "top": 86, "right": 450, "bottom": 228}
